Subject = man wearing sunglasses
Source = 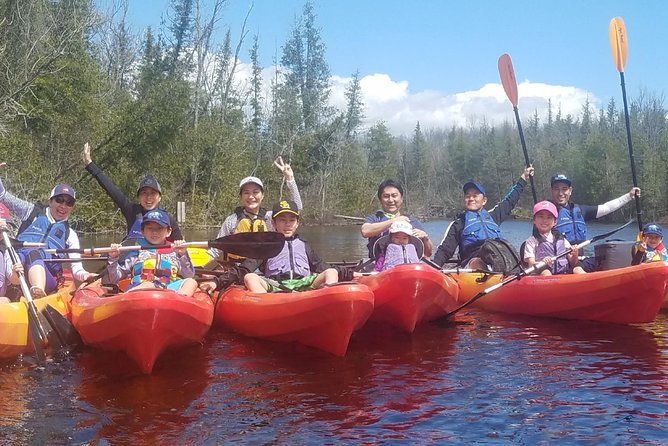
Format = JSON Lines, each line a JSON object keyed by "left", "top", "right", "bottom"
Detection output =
{"left": 0, "top": 177, "right": 95, "bottom": 297}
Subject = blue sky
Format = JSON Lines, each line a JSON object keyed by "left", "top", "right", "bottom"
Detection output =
{"left": 98, "top": 0, "right": 668, "bottom": 134}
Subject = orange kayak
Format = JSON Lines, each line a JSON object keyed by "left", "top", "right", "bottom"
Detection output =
{"left": 0, "top": 281, "right": 74, "bottom": 359}
{"left": 215, "top": 283, "right": 374, "bottom": 356}
{"left": 451, "top": 262, "right": 668, "bottom": 324}
{"left": 356, "top": 263, "right": 459, "bottom": 332}
{"left": 71, "top": 286, "right": 214, "bottom": 373}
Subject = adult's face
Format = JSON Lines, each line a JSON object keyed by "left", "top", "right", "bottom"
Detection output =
{"left": 551, "top": 182, "right": 572, "bottom": 206}
{"left": 48, "top": 195, "right": 75, "bottom": 221}
{"left": 138, "top": 187, "right": 162, "bottom": 210}
{"left": 379, "top": 187, "right": 403, "bottom": 214}
{"left": 463, "top": 187, "right": 487, "bottom": 212}
{"left": 240, "top": 183, "right": 264, "bottom": 213}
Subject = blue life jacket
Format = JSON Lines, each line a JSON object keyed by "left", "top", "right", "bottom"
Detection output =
{"left": 17, "top": 209, "right": 70, "bottom": 275}
{"left": 124, "top": 212, "right": 144, "bottom": 242}
{"left": 534, "top": 230, "right": 569, "bottom": 274}
{"left": 381, "top": 243, "right": 421, "bottom": 271}
{"left": 265, "top": 237, "right": 311, "bottom": 280}
{"left": 460, "top": 209, "right": 502, "bottom": 258}
{"left": 130, "top": 248, "right": 180, "bottom": 286}
{"left": 556, "top": 204, "right": 587, "bottom": 243}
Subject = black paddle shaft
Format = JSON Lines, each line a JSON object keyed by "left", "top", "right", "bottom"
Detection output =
{"left": 513, "top": 107, "right": 538, "bottom": 204}
{"left": 619, "top": 72, "right": 643, "bottom": 232}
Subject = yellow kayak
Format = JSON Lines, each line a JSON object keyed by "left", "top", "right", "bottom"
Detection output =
{"left": 0, "top": 281, "right": 74, "bottom": 359}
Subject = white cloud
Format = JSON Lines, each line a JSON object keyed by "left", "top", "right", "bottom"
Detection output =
{"left": 235, "top": 63, "right": 599, "bottom": 136}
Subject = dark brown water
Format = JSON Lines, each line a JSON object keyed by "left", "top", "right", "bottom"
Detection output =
{"left": 1, "top": 220, "right": 667, "bottom": 444}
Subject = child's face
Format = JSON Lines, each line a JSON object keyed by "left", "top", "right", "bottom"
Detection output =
{"left": 533, "top": 211, "right": 556, "bottom": 233}
{"left": 273, "top": 213, "right": 299, "bottom": 237}
{"left": 390, "top": 232, "right": 410, "bottom": 245}
{"left": 141, "top": 222, "right": 172, "bottom": 244}
{"left": 643, "top": 234, "right": 662, "bottom": 249}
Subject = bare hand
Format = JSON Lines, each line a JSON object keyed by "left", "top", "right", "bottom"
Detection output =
{"left": 12, "top": 262, "right": 23, "bottom": 275}
{"left": 200, "top": 281, "right": 217, "bottom": 294}
{"left": 542, "top": 256, "right": 554, "bottom": 267}
{"left": 0, "top": 219, "right": 7, "bottom": 232}
{"left": 274, "top": 156, "right": 294, "bottom": 181}
{"left": 0, "top": 162, "right": 5, "bottom": 169}
{"left": 412, "top": 229, "right": 429, "bottom": 240}
{"left": 109, "top": 243, "right": 122, "bottom": 259}
{"left": 521, "top": 165, "right": 535, "bottom": 181}
{"left": 393, "top": 215, "right": 410, "bottom": 223}
{"left": 82, "top": 142, "right": 92, "bottom": 165}
{"left": 629, "top": 187, "right": 640, "bottom": 198}
{"left": 173, "top": 239, "right": 187, "bottom": 256}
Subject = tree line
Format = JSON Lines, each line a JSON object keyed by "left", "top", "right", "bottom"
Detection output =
{"left": 0, "top": 0, "right": 666, "bottom": 234}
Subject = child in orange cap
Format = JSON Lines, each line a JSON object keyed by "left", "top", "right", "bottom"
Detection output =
{"left": 523, "top": 200, "right": 585, "bottom": 275}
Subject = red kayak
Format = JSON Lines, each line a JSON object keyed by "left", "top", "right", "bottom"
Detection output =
{"left": 215, "top": 283, "right": 374, "bottom": 356}
{"left": 452, "top": 262, "right": 668, "bottom": 324}
{"left": 356, "top": 263, "right": 459, "bottom": 332}
{"left": 71, "top": 286, "right": 214, "bottom": 373}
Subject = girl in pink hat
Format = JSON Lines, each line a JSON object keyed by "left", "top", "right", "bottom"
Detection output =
{"left": 523, "top": 200, "right": 585, "bottom": 275}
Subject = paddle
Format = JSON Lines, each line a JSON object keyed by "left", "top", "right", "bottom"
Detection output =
{"left": 498, "top": 53, "right": 537, "bottom": 204}
{"left": 43, "top": 231, "right": 286, "bottom": 259}
{"left": 609, "top": 17, "right": 642, "bottom": 233}
{"left": 437, "top": 220, "right": 634, "bottom": 320}
{"left": 2, "top": 230, "right": 66, "bottom": 362}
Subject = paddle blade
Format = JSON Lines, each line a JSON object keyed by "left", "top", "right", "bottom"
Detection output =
{"left": 609, "top": 17, "right": 628, "bottom": 72}
{"left": 187, "top": 247, "right": 214, "bottom": 268}
{"left": 498, "top": 53, "right": 519, "bottom": 107}
{"left": 25, "top": 303, "right": 46, "bottom": 363}
{"left": 208, "top": 232, "right": 285, "bottom": 259}
{"left": 41, "top": 304, "right": 83, "bottom": 354}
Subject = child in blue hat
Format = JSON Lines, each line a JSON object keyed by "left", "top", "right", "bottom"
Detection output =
{"left": 108, "top": 209, "right": 198, "bottom": 295}
{"left": 631, "top": 223, "right": 668, "bottom": 265}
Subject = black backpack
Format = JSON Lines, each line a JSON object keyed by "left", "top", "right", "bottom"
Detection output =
{"left": 476, "top": 239, "right": 523, "bottom": 275}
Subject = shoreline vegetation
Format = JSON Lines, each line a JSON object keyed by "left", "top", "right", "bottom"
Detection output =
{"left": 0, "top": 1, "right": 666, "bottom": 235}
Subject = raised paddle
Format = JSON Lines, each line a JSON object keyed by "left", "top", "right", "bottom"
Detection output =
{"left": 609, "top": 17, "right": 642, "bottom": 233}
{"left": 498, "top": 53, "right": 538, "bottom": 204}
{"left": 43, "top": 231, "right": 286, "bottom": 259}
{"left": 437, "top": 220, "right": 635, "bottom": 320}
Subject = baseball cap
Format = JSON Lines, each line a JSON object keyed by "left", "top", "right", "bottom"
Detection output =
{"left": 550, "top": 174, "right": 572, "bottom": 187}
{"left": 533, "top": 200, "right": 558, "bottom": 218}
{"left": 463, "top": 180, "right": 486, "bottom": 197}
{"left": 389, "top": 220, "right": 414, "bottom": 236}
{"left": 239, "top": 176, "right": 264, "bottom": 192}
{"left": 49, "top": 184, "right": 76, "bottom": 200}
{"left": 272, "top": 200, "right": 299, "bottom": 218}
{"left": 642, "top": 223, "right": 663, "bottom": 237}
{"left": 137, "top": 176, "right": 162, "bottom": 195}
{"left": 141, "top": 209, "right": 171, "bottom": 227}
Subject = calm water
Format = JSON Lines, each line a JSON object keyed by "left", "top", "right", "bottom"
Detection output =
{"left": 1, "top": 220, "right": 667, "bottom": 445}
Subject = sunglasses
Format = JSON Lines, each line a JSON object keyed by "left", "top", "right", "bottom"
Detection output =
{"left": 53, "top": 195, "right": 75, "bottom": 207}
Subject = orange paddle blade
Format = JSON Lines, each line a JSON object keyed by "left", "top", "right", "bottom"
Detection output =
{"left": 498, "top": 53, "right": 519, "bottom": 107}
{"left": 609, "top": 17, "right": 628, "bottom": 72}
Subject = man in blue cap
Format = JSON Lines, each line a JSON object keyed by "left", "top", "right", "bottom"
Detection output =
{"left": 550, "top": 174, "right": 640, "bottom": 271}
{"left": 433, "top": 166, "right": 534, "bottom": 268}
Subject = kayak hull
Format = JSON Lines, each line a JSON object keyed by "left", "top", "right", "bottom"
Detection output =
{"left": 215, "top": 283, "right": 374, "bottom": 356}
{"left": 452, "top": 262, "right": 668, "bottom": 324}
{"left": 71, "top": 286, "right": 214, "bottom": 373}
{"left": 357, "top": 263, "right": 459, "bottom": 332}
{"left": 0, "top": 281, "right": 74, "bottom": 359}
